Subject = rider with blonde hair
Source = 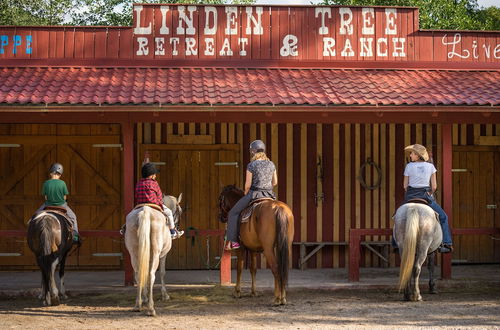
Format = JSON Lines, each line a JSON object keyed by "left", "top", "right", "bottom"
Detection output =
{"left": 403, "top": 144, "right": 453, "bottom": 253}
{"left": 225, "top": 140, "right": 277, "bottom": 250}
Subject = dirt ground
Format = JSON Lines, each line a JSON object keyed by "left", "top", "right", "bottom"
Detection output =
{"left": 0, "top": 283, "right": 499, "bottom": 329}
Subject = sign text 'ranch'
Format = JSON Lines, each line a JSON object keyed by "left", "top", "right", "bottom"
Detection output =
{"left": 133, "top": 6, "right": 407, "bottom": 58}
{"left": 132, "top": 5, "right": 500, "bottom": 60}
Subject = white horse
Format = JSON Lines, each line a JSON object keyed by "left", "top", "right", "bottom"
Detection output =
{"left": 393, "top": 203, "right": 442, "bottom": 301}
{"left": 124, "top": 194, "right": 182, "bottom": 316}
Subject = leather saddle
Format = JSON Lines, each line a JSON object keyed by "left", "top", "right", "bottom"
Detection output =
{"left": 31, "top": 206, "right": 73, "bottom": 231}
{"left": 134, "top": 203, "right": 163, "bottom": 213}
{"left": 240, "top": 198, "right": 274, "bottom": 223}
{"left": 405, "top": 198, "right": 430, "bottom": 205}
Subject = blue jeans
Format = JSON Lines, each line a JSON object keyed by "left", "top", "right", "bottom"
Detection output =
{"left": 427, "top": 198, "right": 452, "bottom": 246}
{"left": 395, "top": 186, "right": 453, "bottom": 246}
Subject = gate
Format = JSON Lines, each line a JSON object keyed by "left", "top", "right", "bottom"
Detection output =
{"left": 0, "top": 124, "right": 123, "bottom": 269}
{"left": 139, "top": 144, "right": 240, "bottom": 269}
{"left": 452, "top": 146, "right": 500, "bottom": 263}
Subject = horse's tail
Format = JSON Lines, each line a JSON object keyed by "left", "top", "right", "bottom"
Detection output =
{"left": 274, "top": 205, "right": 290, "bottom": 294}
{"left": 137, "top": 207, "right": 151, "bottom": 294}
{"left": 398, "top": 205, "right": 419, "bottom": 291}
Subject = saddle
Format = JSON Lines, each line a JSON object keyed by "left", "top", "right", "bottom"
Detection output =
{"left": 134, "top": 203, "right": 163, "bottom": 213}
{"left": 240, "top": 198, "right": 274, "bottom": 223}
{"left": 30, "top": 206, "right": 73, "bottom": 232}
{"left": 405, "top": 198, "right": 430, "bottom": 205}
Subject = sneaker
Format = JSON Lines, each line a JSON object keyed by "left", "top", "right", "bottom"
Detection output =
{"left": 170, "top": 230, "right": 178, "bottom": 239}
{"left": 176, "top": 230, "right": 184, "bottom": 239}
{"left": 224, "top": 241, "right": 240, "bottom": 251}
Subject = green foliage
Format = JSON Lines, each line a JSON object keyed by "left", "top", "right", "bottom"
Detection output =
{"left": 1, "top": 0, "right": 256, "bottom": 27}
{"left": 321, "top": 0, "right": 499, "bottom": 30}
{"left": 0, "top": 0, "right": 78, "bottom": 25}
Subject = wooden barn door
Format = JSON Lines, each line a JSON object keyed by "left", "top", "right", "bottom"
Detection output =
{"left": 452, "top": 147, "right": 500, "bottom": 263}
{"left": 0, "top": 124, "right": 122, "bottom": 269}
{"left": 140, "top": 144, "right": 240, "bottom": 269}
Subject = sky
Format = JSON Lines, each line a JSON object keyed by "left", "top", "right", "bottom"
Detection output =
{"left": 254, "top": 0, "right": 499, "bottom": 7}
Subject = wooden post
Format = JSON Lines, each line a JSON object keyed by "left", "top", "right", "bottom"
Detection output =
{"left": 122, "top": 120, "right": 135, "bottom": 286}
{"left": 220, "top": 250, "right": 232, "bottom": 285}
{"left": 441, "top": 123, "right": 453, "bottom": 279}
{"left": 348, "top": 229, "right": 361, "bottom": 282}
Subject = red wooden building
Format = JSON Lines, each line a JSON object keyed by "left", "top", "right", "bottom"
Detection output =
{"left": 0, "top": 4, "right": 499, "bottom": 283}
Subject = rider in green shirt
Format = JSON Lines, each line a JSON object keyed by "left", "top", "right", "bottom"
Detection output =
{"left": 35, "top": 163, "right": 79, "bottom": 243}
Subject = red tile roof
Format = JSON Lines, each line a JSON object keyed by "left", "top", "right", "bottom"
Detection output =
{"left": 0, "top": 67, "right": 498, "bottom": 106}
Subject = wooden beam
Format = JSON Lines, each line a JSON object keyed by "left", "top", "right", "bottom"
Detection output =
{"left": 441, "top": 123, "right": 453, "bottom": 280}
{"left": 122, "top": 120, "right": 134, "bottom": 286}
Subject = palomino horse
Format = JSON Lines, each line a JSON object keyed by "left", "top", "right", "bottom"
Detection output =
{"left": 124, "top": 194, "right": 181, "bottom": 316}
{"left": 393, "top": 203, "right": 442, "bottom": 301}
{"left": 27, "top": 209, "right": 74, "bottom": 306}
{"left": 218, "top": 185, "right": 294, "bottom": 305}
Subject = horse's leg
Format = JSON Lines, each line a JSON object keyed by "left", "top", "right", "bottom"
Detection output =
{"left": 38, "top": 258, "right": 51, "bottom": 306}
{"left": 233, "top": 249, "right": 244, "bottom": 298}
{"left": 427, "top": 252, "right": 438, "bottom": 294}
{"left": 250, "top": 252, "right": 257, "bottom": 297}
{"left": 262, "top": 247, "right": 280, "bottom": 305}
{"left": 160, "top": 256, "right": 170, "bottom": 301}
{"left": 49, "top": 258, "right": 60, "bottom": 306}
{"left": 129, "top": 249, "right": 143, "bottom": 312}
{"left": 58, "top": 253, "right": 69, "bottom": 299}
{"left": 146, "top": 250, "right": 161, "bottom": 316}
{"left": 411, "top": 250, "right": 427, "bottom": 302}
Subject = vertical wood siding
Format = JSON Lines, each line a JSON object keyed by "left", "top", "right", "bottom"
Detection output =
{"left": 138, "top": 122, "right": 500, "bottom": 268}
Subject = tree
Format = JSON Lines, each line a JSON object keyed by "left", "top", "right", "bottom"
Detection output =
{"left": 0, "top": 0, "right": 79, "bottom": 25}
{"left": 1, "top": 0, "right": 255, "bottom": 26}
{"left": 321, "top": 0, "right": 499, "bottom": 30}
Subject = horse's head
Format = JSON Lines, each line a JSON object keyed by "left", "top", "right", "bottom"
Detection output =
{"left": 163, "top": 193, "right": 183, "bottom": 225}
{"left": 218, "top": 185, "right": 244, "bottom": 223}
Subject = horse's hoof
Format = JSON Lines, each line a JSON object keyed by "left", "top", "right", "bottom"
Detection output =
{"left": 146, "top": 309, "right": 156, "bottom": 317}
{"left": 251, "top": 291, "right": 257, "bottom": 297}
{"left": 132, "top": 306, "right": 141, "bottom": 312}
{"left": 429, "top": 288, "right": 438, "bottom": 294}
{"left": 280, "top": 298, "right": 287, "bottom": 305}
{"left": 273, "top": 298, "right": 281, "bottom": 306}
{"left": 233, "top": 291, "right": 241, "bottom": 298}
{"left": 60, "top": 294, "right": 68, "bottom": 300}
{"left": 51, "top": 297, "right": 60, "bottom": 306}
{"left": 162, "top": 293, "right": 170, "bottom": 301}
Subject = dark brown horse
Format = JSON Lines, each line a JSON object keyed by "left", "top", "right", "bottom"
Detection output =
{"left": 218, "top": 185, "right": 294, "bottom": 305}
{"left": 27, "top": 210, "right": 74, "bottom": 306}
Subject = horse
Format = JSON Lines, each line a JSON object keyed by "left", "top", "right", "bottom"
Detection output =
{"left": 27, "top": 209, "right": 74, "bottom": 306}
{"left": 124, "top": 194, "right": 181, "bottom": 316}
{"left": 393, "top": 202, "right": 442, "bottom": 301}
{"left": 218, "top": 185, "right": 294, "bottom": 305}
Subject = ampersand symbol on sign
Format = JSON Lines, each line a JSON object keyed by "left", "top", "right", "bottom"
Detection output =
{"left": 280, "top": 35, "right": 298, "bottom": 57}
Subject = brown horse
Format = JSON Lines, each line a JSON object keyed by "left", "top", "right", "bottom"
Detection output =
{"left": 218, "top": 185, "right": 294, "bottom": 305}
{"left": 27, "top": 211, "right": 74, "bottom": 306}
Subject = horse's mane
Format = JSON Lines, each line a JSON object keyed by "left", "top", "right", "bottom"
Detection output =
{"left": 221, "top": 184, "right": 244, "bottom": 196}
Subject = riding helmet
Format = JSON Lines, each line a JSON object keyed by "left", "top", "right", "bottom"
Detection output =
{"left": 249, "top": 140, "right": 266, "bottom": 153}
{"left": 49, "top": 163, "right": 64, "bottom": 175}
{"left": 142, "top": 162, "right": 160, "bottom": 178}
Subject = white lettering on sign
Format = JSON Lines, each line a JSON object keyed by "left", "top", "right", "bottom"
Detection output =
{"left": 225, "top": 7, "right": 238, "bottom": 35}
{"left": 170, "top": 37, "right": 180, "bottom": 56}
{"left": 136, "top": 37, "right": 149, "bottom": 55}
{"left": 134, "top": 6, "right": 152, "bottom": 35}
{"left": 246, "top": 7, "right": 263, "bottom": 35}
{"left": 185, "top": 38, "right": 197, "bottom": 55}
{"left": 362, "top": 8, "right": 375, "bottom": 35}
{"left": 323, "top": 37, "right": 336, "bottom": 56}
{"left": 441, "top": 33, "right": 500, "bottom": 59}
{"left": 385, "top": 8, "right": 397, "bottom": 35}
{"left": 177, "top": 6, "right": 196, "bottom": 35}
{"left": 220, "top": 38, "right": 233, "bottom": 56}
{"left": 339, "top": 8, "right": 353, "bottom": 35}
{"left": 360, "top": 37, "right": 373, "bottom": 57}
{"left": 154, "top": 37, "right": 165, "bottom": 55}
{"left": 280, "top": 35, "right": 298, "bottom": 57}
{"left": 205, "top": 38, "right": 215, "bottom": 55}
{"left": 204, "top": 7, "right": 217, "bottom": 35}
{"left": 238, "top": 38, "right": 249, "bottom": 56}
{"left": 159, "top": 6, "right": 170, "bottom": 35}
{"left": 340, "top": 38, "right": 354, "bottom": 57}
{"left": 315, "top": 8, "right": 332, "bottom": 35}
{"left": 392, "top": 38, "right": 406, "bottom": 57}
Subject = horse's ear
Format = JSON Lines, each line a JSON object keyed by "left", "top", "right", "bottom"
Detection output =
{"left": 177, "top": 193, "right": 182, "bottom": 204}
